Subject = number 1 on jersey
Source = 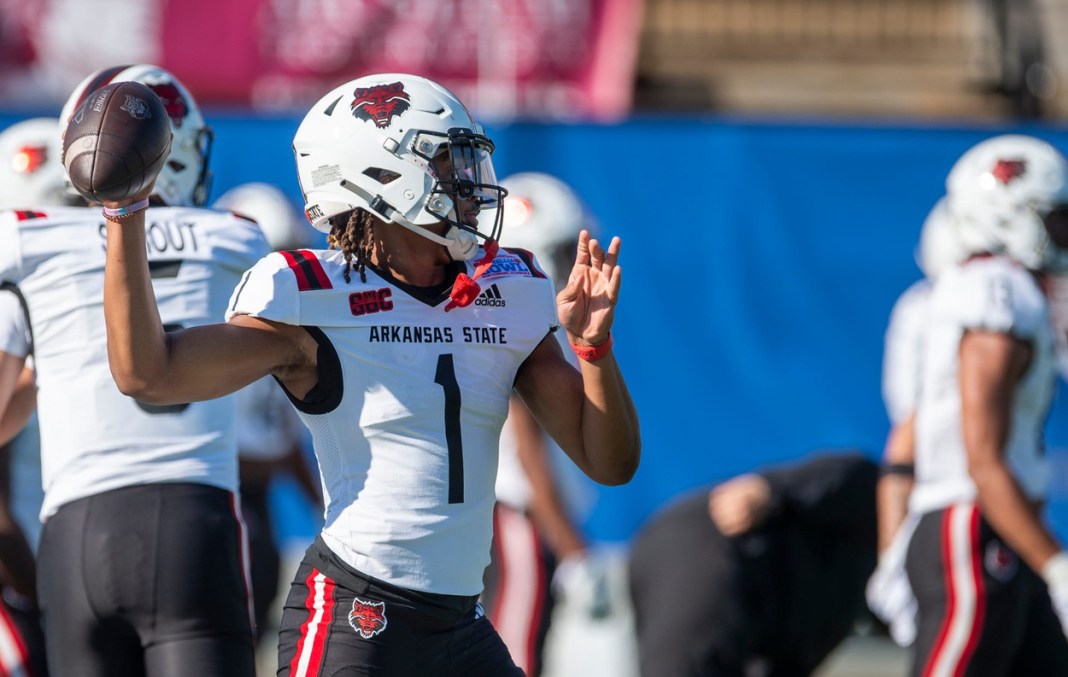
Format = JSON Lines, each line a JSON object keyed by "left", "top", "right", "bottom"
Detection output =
{"left": 434, "top": 354, "right": 464, "bottom": 503}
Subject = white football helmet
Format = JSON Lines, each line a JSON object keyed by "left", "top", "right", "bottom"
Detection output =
{"left": 59, "top": 64, "right": 213, "bottom": 207}
{"left": 945, "top": 134, "right": 1068, "bottom": 272}
{"left": 293, "top": 73, "right": 505, "bottom": 261}
{"left": 915, "top": 197, "right": 966, "bottom": 280}
{"left": 0, "top": 117, "right": 77, "bottom": 208}
{"left": 214, "top": 182, "right": 319, "bottom": 251}
{"left": 498, "top": 172, "right": 595, "bottom": 290}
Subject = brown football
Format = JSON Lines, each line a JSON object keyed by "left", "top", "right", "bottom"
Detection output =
{"left": 62, "top": 80, "right": 171, "bottom": 204}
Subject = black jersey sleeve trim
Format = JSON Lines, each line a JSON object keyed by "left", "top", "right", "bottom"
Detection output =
{"left": 227, "top": 269, "right": 254, "bottom": 315}
{"left": 275, "top": 326, "right": 343, "bottom": 415}
{"left": 0, "top": 281, "right": 33, "bottom": 356}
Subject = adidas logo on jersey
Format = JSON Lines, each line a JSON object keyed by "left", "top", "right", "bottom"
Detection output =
{"left": 474, "top": 284, "right": 506, "bottom": 307}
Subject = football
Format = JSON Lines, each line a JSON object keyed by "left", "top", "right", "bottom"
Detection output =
{"left": 62, "top": 80, "right": 171, "bottom": 204}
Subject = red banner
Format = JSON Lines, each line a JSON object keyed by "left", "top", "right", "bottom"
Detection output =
{"left": 0, "top": 0, "right": 643, "bottom": 121}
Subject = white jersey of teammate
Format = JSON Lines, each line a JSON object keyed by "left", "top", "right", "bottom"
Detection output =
{"left": 0, "top": 206, "right": 268, "bottom": 519}
{"left": 226, "top": 246, "right": 558, "bottom": 595}
{"left": 882, "top": 279, "right": 934, "bottom": 425}
{"left": 911, "top": 256, "right": 1056, "bottom": 514}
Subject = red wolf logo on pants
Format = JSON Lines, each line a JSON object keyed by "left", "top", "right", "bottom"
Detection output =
{"left": 348, "top": 597, "right": 388, "bottom": 638}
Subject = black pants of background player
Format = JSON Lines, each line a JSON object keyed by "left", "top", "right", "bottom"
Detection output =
{"left": 240, "top": 480, "right": 281, "bottom": 642}
{"left": 906, "top": 503, "right": 1068, "bottom": 677}
{"left": 36, "top": 483, "right": 255, "bottom": 677}
{"left": 0, "top": 588, "right": 48, "bottom": 676}
{"left": 276, "top": 535, "right": 523, "bottom": 677}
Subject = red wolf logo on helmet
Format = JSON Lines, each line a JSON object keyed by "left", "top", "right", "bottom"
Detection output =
{"left": 350, "top": 82, "right": 410, "bottom": 128}
{"left": 992, "top": 159, "right": 1027, "bottom": 185}
{"left": 348, "top": 597, "right": 388, "bottom": 638}
{"left": 146, "top": 82, "right": 189, "bottom": 129}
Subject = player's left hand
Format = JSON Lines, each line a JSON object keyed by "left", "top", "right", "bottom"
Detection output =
{"left": 557, "top": 230, "right": 621, "bottom": 346}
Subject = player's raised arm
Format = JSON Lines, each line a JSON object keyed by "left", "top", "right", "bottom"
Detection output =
{"left": 515, "top": 230, "right": 640, "bottom": 486}
{"left": 104, "top": 209, "right": 297, "bottom": 404}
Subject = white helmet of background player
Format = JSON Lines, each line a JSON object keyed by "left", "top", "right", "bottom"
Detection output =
{"left": 214, "top": 182, "right": 319, "bottom": 251}
{"left": 293, "top": 73, "right": 505, "bottom": 261}
{"left": 59, "top": 64, "right": 213, "bottom": 207}
{"left": 915, "top": 197, "right": 966, "bottom": 280}
{"left": 0, "top": 117, "right": 78, "bottom": 208}
{"left": 499, "top": 172, "right": 595, "bottom": 290}
{"left": 946, "top": 134, "right": 1068, "bottom": 272}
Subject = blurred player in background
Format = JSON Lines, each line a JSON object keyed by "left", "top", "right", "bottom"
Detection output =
{"left": 866, "top": 197, "right": 966, "bottom": 647}
{"left": 481, "top": 172, "right": 609, "bottom": 676}
{"left": 0, "top": 115, "right": 80, "bottom": 677}
{"left": 100, "top": 72, "right": 640, "bottom": 676}
{"left": 214, "top": 182, "right": 324, "bottom": 645}
{"left": 628, "top": 451, "right": 878, "bottom": 677}
{"left": 0, "top": 65, "right": 269, "bottom": 677}
{"left": 907, "top": 134, "right": 1068, "bottom": 675}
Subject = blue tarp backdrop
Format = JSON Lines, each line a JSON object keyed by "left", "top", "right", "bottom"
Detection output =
{"left": 9, "top": 112, "right": 1068, "bottom": 546}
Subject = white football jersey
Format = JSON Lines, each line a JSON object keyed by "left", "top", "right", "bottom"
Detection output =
{"left": 911, "top": 257, "right": 1056, "bottom": 514}
{"left": 0, "top": 289, "right": 29, "bottom": 358}
{"left": 0, "top": 206, "right": 269, "bottom": 519}
{"left": 882, "top": 279, "right": 934, "bottom": 425}
{"left": 1046, "top": 274, "right": 1068, "bottom": 378}
{"left": 226, "top": 246, "right": 558, "bottom": 595}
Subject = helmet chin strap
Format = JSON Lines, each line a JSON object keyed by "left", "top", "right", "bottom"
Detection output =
{"left": 391, "top": 212, "right": 499, "bottom": 312}
{"left": 391, "top": 216, "right": 479, "bottom": 261}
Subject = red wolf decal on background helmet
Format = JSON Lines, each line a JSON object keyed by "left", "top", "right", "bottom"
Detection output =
{"left": 351, "top": 82, "right": 410, "bottom": 128}
{"left": 146, "top": 82, "right": 190, "bottom": 129}
{"left": 348, "top": 597, "right": 388, "bottom": 638}
{"left": 991, "top": 158, "right": 1027, "bottom": 185}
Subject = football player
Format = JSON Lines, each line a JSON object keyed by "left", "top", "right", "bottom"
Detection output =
{"left": 628, "top": 452, "right": 879, "bottom": 677}
{"left": 907, "top": 135, "right": 1068, "bottom": 674}
{"left": 0, "top": 115, "right": 80, "bottom": 677}
{"left": 866, "top": 196, "right": 966, "bottom": 647}
{"left": 0, "top": 65, "right": 269, "bottom": 677}
{"left": 100, "top": 73, "right": 640, "bottom": 676}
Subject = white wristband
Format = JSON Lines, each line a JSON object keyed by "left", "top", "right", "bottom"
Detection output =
{"left": 1042, "top": 551, "right": 1068, "bottom": 587}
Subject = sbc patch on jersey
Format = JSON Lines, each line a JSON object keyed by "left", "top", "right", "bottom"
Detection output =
{"left": 480, "top": 249, "right": 543, "bottom": 281}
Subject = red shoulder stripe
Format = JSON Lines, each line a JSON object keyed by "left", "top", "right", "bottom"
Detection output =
{"left": 279, "top": 250, "right": 332, "bottom": 291}
{"left": 14, "top": 210, "right": 47, "bottom": 221}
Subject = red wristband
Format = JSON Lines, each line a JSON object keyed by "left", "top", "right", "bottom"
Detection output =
{"left": 570, "top": 333, "right": 613, "bottom": 362}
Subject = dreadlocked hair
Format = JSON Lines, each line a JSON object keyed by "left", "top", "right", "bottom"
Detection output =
{"left": 326, "top": 209, "right": 375, "bottom": 283}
